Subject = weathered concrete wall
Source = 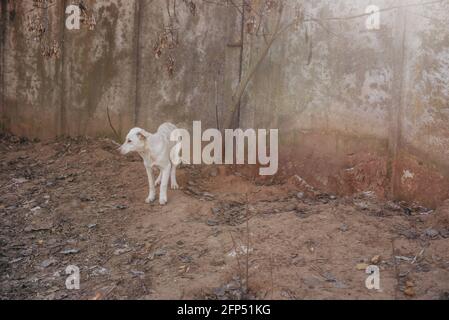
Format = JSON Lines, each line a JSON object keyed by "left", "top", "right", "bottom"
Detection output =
{"left": 1, "top": 0, "right": 449, "bottom": 207}
{"left": 61, "top": 0, "right": 135, "bottom": 138}
{"left": 239, "top": 0, "right": 449, "bottom": 207}
{"left": 2, "top": 0, "right": 65, "bottom": 138}
{"left": 1, "top": 0, "right": 240, "bottom": 136}
{"left": 241, "top": 0, "right": 397, "bottom": 198}
{"left": 134, "top": 0, "right": 240, "bottom": 132}
{"left": 395, "top": 2, "right": 449, "bottom": 206}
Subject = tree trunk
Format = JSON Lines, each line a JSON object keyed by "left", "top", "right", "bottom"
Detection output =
{"left": 227, "top": 2, "right": 284, "bottom": 129}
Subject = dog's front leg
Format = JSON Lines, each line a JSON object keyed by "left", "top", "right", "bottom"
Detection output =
{"left": 144, "top": 162, "right": 156, "bottom": 204}
{"left": 159, "top": 163, "right": 171, "bottom": 205}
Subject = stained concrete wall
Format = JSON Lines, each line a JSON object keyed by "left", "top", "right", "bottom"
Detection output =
{"left": 239, "top": 0, "right": 449, "bottom": 206}
{"left": 1, "top": 0, "right": 449, "bottom": 207}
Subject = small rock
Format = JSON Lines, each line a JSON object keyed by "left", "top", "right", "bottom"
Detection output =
{"left": 213, "top": 287, "right": 226, "bottom": 297}
{"left": 92, "top": 267, "right": 109, "bottom": 276}
{"left": 176, "top": 240, "right": 185, "bottom": 247}
{"left": 41, "top": 258, "right": 57, "bottom": 268}
{"left": 296, "top": 192, "right": 305, "bottom": 200}
{"left": 26, "top": 220, "right": 54, "bottom": 232}
{"left": 207, "top": 219, "right": 219, "bottom": 226}
{"left": 210, "top": 259, "right": 225, "bottom": 267}
{"left": 399, "top": 229, "right": 419, "bottom": 240}
{"left": 285, "top": 203, "right": 297, "bottom": 212}
{"left": 154, "top": 249, "right": 167, "bottom": 257}
{"left": 80, "top": 195, "right": 94, "bottom": 202}
{"left": 303, "top": 277, "right": 322, "bottom": 289}
{"left": 371, "top": 255, "right": 382, "bottom": 265}
{"left": 355, "top": 201, "right": 369, "bottom": 211}
{"left": 440, "top": 229, "right": 449, "bottom": 239}
{"left": 292, "top": 257, "right": 306, "bottom": 267}
{"left": 425, "top": 228, "right": 439, "bottom": 239}
{"left": 19, "top": 248, "right": 33, "bottom": 257}
{"left": 404, "top": 287, "right": 416, "bottom": 297}
{"left": 339, "top": 224, "right": 349, "bottom": 232}
{"left": 322, "top": 272, "right": 337, "bottom": 282}
{"left": 178, "top": 254, "right": 192, "bottom": 263}
{"left": 46, "top": 181, "right": 56, "bottom": 187}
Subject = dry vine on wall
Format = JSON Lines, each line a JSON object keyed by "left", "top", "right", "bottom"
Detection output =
{"left": 25, "top": 0, "right": 96, "bottom": 59}
{"left": 148, "top": 0, "right": 307, "bottom": 128}
{"left": 152, "top": 0, "right": 198, "bottom": 78}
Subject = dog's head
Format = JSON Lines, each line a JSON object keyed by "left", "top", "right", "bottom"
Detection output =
{"left": 119, "top": 128, "right": 148, "bottom": 155}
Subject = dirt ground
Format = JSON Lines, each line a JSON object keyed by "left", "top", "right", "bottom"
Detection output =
{"left": 1, "top": 133, "right": 449, "bottom": 300}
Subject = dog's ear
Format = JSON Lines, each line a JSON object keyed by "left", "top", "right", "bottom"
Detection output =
{"left": 137, "top": 131, "right": 147, "bottom": 141}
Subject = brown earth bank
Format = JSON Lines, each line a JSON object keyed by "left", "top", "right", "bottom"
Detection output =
{"left": 0, "top": 133, "right": 449, "bottom": 300}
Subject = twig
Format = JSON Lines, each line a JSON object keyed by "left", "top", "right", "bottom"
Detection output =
{"left": 322, "top": 0, "right": 444, "bottom": 21}
{"left": 411, "top": 248, "right": 425, "bottom": 265}
{"left": 215, "top": 80, "right": 220, "bottom": 130}
{"left": 104, "top": 284, "right": 117, "bottom": 299}
{"left": 107, "top": 105, "right": 121, "bottom": 142}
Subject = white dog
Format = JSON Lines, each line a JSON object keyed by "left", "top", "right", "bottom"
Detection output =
{"left": 119, "top": 123, "right": 180, "bottom": 205}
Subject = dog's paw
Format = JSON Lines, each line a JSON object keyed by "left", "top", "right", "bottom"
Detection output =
{"left": 159, "top": 193, "right": 168, "bottom": 205}
{"left": 145, "top": 194, "right": 156, "bottom": 204}
{"left": 171, "top": 182, "right": 179, "bottom": 190}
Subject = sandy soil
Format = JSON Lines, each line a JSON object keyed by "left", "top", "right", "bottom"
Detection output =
{"left": 1, "top": 133, "right": 449, "bottom": 300}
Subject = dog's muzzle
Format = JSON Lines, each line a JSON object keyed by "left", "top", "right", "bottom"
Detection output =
{"left": 118, "top": 145, "right": 127, "bottom": 155}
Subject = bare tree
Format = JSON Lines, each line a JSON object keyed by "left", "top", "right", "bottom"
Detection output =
{"left": 202, "top": 0, "right": 308, "bottom": 128}
{"left": 158, "top": 0, "right": 305, "bottom": 128}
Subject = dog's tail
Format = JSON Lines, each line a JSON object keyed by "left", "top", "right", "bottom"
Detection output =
{"left": 170, "top": 141, "right": 183, "bottom": 166}
{"left": 169, "top": 128, "right": 186, "bottom": 166}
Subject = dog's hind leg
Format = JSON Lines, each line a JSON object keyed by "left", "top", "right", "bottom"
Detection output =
{"left": 159, "top": 164, "right": 171, "bottom": 205}
{"left": 170, "top": 164, "right": 179, "bottom": 190}
{"left": 144, "top": 163, "right": 156, "bottom": 204}
{"left": 155, "top": 171, "right": 162, "bottom": 187}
